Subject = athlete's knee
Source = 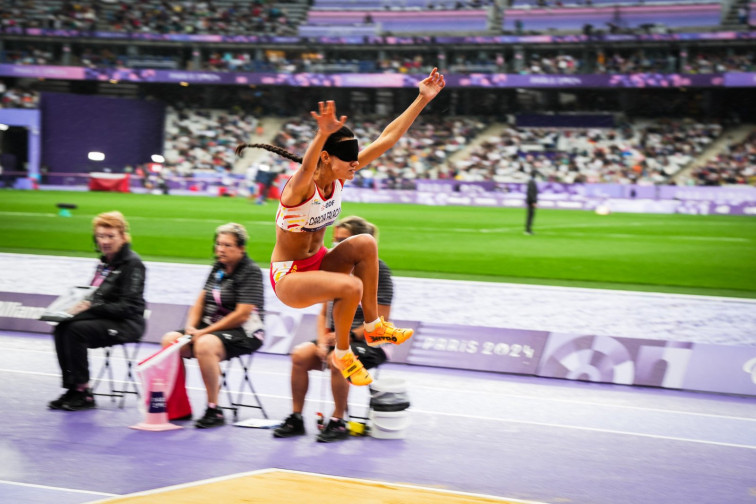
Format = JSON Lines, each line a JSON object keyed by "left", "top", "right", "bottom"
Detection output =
{"left": 339, "top": 275, "right": 363, "bottom": 301}
{"left": 352, "top": 234, "right": 377, "bottom": 254}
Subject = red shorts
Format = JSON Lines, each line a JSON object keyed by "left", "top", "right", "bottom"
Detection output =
{"left": 269, "top": 246, "right": 328, "bottom": 293}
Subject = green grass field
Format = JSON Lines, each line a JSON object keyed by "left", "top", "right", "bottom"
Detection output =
{"left": 1, "top": 189, "right": 755, "bottom": 298}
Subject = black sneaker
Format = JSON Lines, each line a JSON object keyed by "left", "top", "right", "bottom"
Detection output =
{"left": 273, "top": 413, "right": 305, "bottom": 438}
{"left": 48, "top": 388, "right": 77, "bottom": 410}
{"left": 61, "top": 389, "right": 96, "bottom": 411}
{"left": 194, "top": 407, "right": 225, "bottom": 429}
{"left": 316, "top": 418, "right": 349, "bottom": 443}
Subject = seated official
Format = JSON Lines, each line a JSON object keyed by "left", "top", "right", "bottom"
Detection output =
{"left": 161, "top": 223, "right": 265, "bottom": 429}
{"left": 274, "top": 216, "right": 393, "bottom": 442}
{"left": 49, "top": 211, "right": 146, "bottom": 411}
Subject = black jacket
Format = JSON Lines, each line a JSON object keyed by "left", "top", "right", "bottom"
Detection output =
{"left": 526, "top": 178, "right": 538, "bottom": 205}
{"left": 72, "top": 242, "right": 147, "bottom": 335}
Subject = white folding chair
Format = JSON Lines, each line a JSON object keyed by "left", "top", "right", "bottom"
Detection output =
{"left": 219, "top": 352, "right": 267, "bottom": 421}
{"left": 91, "top": 341, "right": 141, "bottom": 408}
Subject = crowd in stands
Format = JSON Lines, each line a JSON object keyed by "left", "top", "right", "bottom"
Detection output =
{"left": 197, "top": 47, "right": 756, "bottom": 75}
{"left": 270, "top": 113, "right": 490, "bottom": 187}
{"left": 0, "top": 86, "right": 742, "bottom": 186}
{"left": 102, "top": 0, "right": 297, "bottom": 36}
{"left": 0, "top": 81, "right": 39, "bottom": 108}
{"left": 1, "top": 46, "right": 55, "bottom": 66}
{"left": 199, "top": 48, "right": 756, "bottom": 76}
{"left": 0, "top": 0, "right": 98, "bottom": 31}
{"left": 687, "top": 131, "right": 756, "bottom": 185}
{"left": 3, "top": 37, "right": 755, "bottom": 76}
{"left": 1, "top": 0, "right": 749, "bottom": 41}
{"left": 157, "top": 105, "right": 738, "bottom": 187}
{"left": 684, "top": 52, "right": 756, "bottom": 74}
{"left": 161, "top": 106, "right": 258, "bottom": 175}
{"left": 0, "top": 0, "right": 298, "bottom": 36}
{"left": 453, "top": 119, "right": 723, "bottom": 184}
{"left": 446, "top": 49, "right": 756, "bottom": 75}
{"left": 1, "top": 44, "right": 118, "bottom": 67}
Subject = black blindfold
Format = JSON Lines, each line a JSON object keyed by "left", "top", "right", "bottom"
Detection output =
{"left": 324, "top": 138, "right": 359, "bottom": 162}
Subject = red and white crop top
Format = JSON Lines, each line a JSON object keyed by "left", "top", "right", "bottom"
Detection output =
{"left": 275, "top": 180, "right": 344, "bottom": 232}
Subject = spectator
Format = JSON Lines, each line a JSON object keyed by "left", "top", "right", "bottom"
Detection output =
{"left": 160, "top": 223, "right": 265, "bottom": 429}
{"left": 48, "top": 211, "right": 146, "bottom": 412}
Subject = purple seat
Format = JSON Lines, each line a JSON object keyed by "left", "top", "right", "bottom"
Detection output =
{"left": 504, "top": 4, "right": 720, "bottom": 31}
{"left": 305, "top": 10, "right": 488, "bottom": 33}
{"left": 305, "top": 3, "right": 719, "bottom": 34}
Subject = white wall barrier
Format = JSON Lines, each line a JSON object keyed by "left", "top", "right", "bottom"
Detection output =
{"left": 3, "top": 290, "right": 753, "bottom": 397}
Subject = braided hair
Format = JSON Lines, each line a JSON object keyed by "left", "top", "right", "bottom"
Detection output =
{"left": 235, "top": 126, "right": 356, "bottom": 163}
{"left": 235, "top": 143, "right": 302, "bottom": 163}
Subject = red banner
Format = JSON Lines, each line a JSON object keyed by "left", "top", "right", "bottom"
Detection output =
{"left": 88, "top": 172, "right": 130, "bottom": 192}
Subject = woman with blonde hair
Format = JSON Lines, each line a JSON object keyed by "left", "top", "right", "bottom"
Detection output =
{"left": 48, "top": 211, "right": 146, "bottom": 411}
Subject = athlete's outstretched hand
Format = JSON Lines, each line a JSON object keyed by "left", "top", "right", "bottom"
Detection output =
{"left": 418, "top": 68, "right": 445, "bottom": 101}
{"left": 310, "top": 100, "right": 347, "bottom": 136}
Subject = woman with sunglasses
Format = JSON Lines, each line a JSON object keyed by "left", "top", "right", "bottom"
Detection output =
{"left": 236, "top": 68, "right": 445, "bottom": 385}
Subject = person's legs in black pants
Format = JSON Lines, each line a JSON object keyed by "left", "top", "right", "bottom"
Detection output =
{"left": 50, "top": 318, "right": 132, "bottom": 410}
{"left": 54, "top": 319, "right": 116, "bottom": 388}
{"left": 525, "top": 205, "right": 536, "bottom": 234}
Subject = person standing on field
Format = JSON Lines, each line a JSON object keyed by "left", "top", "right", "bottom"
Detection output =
{"left": 525, "top": 171, "right": 538, "bottom": 235}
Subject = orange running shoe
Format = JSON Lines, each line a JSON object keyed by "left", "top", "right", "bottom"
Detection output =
{"left": 364, "top": 317, "right": 414, "bottom": 347}
{"left": 332, "top": 351, "right": 373, "bottom": 386}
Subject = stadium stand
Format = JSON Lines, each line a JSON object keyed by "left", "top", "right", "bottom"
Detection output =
{"left": 0, "top": 83, "right": 39, "bottom": 108}
{"left": 162, "top": 107, "right": 259, "bottom": 175}
{"left": 4, "top": 37, "right": 755, "bottom": 76}
{"left": 684, "top": 128, "right": 756, "bottom": 185}
{"left": 156, "top": 103, "right": 737, "bottom": 187}
{"left": 450, "top": 119, "right": 724, "bottom": 184}
{"left": 510, "top": 0, "right": 716, "bottom": 6}
{"left": 0, "top": 0, "right": 753, "bottom": 189}
{"left": 301, "top": 2, "right": 724, "bottom": 35}
{"left": 312, "top": 0, "right": 491, "bottom": 8}
{"left": 0, "top": 0, "right": 309, "bottom": 36}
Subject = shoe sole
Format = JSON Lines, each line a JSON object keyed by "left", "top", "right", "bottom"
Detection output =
{"left": 195, "top": 418, "right": 225, "bottom": 428}
{"left": 195, "top": 422, "right": 225, "bottom": 429}
{"left": 316, "top": 435, "right": 349, "bottom": 443}
{"left": 365, "top": 329, "right": 414, "bottom": 347}
{"left": 273, "top": 430, "right": 306, "bottom": 438}
{"left": 347, "top": 374, "right": 373, "bottom": 386}
{"left": 61, "top": 403, "right": 96, "bottom": 411}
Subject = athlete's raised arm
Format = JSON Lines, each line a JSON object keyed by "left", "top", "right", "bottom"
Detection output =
{"left": 357, "top": 68, "right": 445, "bottom": 169}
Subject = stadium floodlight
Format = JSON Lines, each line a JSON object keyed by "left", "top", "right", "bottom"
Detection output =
{"left": 151, "top": 154, "right": 165, "bottom": 163}
{"left": 88, "top": 152, "right": 105, "bottom": 161}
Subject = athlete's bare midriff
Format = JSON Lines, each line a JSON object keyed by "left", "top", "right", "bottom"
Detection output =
{"left": 271, "top": 226, "right": 327, "bottom": 262}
